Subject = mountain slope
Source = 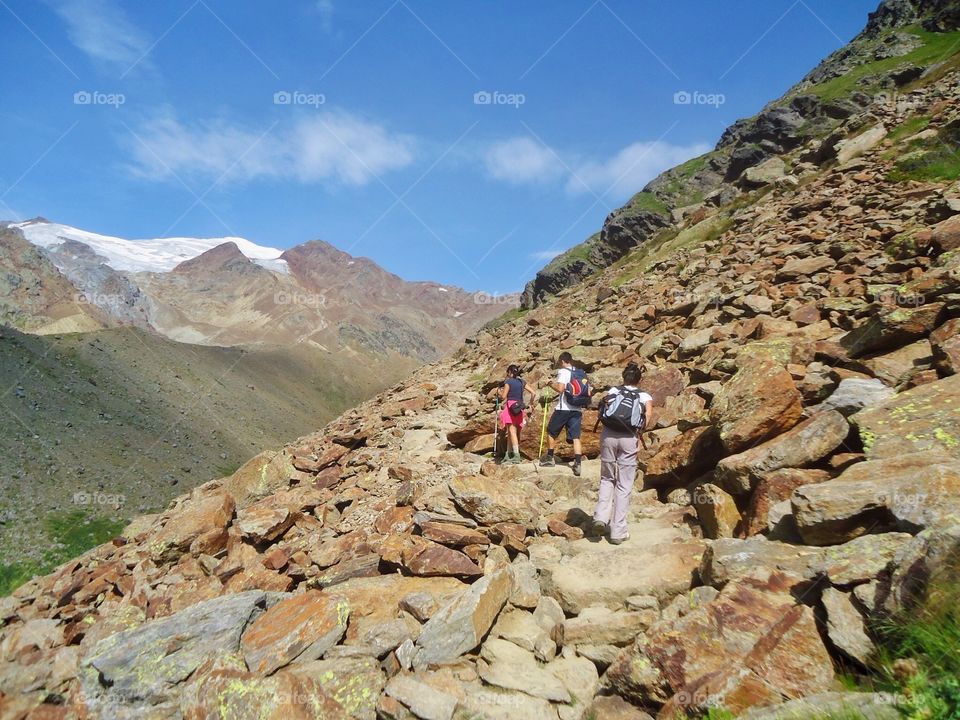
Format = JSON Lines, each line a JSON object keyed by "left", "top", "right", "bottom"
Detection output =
{"left": 522, "top": 0, "right": 960, "bottom": 307}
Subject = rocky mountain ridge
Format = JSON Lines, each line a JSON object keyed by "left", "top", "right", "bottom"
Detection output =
{"left": 522, "top": 0, "right": 960, "bottom": 308}
{"left": 2, "top": 27, "right": 960, "bottom": 718}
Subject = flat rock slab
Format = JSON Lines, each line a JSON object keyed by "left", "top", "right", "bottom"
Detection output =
{"left": 853, "top": 374, "right": 960, "bottom": 460}
{"left": 792, "top": 451, "right": 960, "bottom": 545}
{"left": 81, "top": 591, "right": 267, "bottom": 713}
{"left": 241, "top": 590, "right": 349, "bottom": 674}
{"left": 538, "top": 511, "right": 705, "bottom": 613}
{"left": 739, "top": 691, "right": 901, "bottom": 720}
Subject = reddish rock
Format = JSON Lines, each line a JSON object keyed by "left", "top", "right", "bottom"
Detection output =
{"left": 404, "top": 542, "right": 483, "bottom": 578}
{"left": 546, "top": 517, "right": 585, "bottom": 540}
{"left": 709, "top": 359, "right": 803, "bottom": 452}
{"left": 446, "top": 419, "right": 491, "bottom": 448}
{"left": 606, "top": 571, "right": 834, "bottom": 715}
{"left": 149, "top": 489, "right": 235, "bottom": 563}
{"left": 374, "top": 506, "right": 415, "bottom": 535}
{"left": 643, "top": 426, "right": 723, "bottom": 489}
{"left": 235, "top": 503, "right": 296, "bottom": 543}
{"left": 931, "top": 318, "right": 960, "bottom": 375}
{"left": 743, "top": 468, "right": 831, "bottom": 536}
{"left": 241, "top": 590, "right": 349, "bottom": 674}
{"left": 420, "top": 521, "right": 489, "bottom": 547}
{"left": 929, "top": 214, "right": 960, "bottom": 253}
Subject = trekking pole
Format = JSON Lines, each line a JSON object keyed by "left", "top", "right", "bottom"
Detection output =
{"left": 538, "top": 398, "right": 548, "bottom": 459}
{"left": 493, "top": 395, "right": 500, "bottom": 460}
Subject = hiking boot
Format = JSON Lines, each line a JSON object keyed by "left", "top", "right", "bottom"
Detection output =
{"left": 572, "top": 462, "right": 581, "bottom": 477}
{"left": 505, "top": 455, "right": 522, "bottom": 465}
{"left": 539, "top": 456, "right": 556, "bottom": 467}
{"left": 608, "top": 533, "right": 631, "bottom": 546}
{"left": 590, "top": 519, "right": 608, "bottom": 537}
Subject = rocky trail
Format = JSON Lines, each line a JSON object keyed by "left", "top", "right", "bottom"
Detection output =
{"left": 4, "top": 6, "right": 960, "bottom": 719}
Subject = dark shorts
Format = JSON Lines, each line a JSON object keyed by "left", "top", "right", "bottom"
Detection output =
{"left": 547, "top": 410, "right": 582, "bottom": 441}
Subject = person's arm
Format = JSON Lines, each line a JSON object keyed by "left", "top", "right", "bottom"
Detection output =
{"left": 497, "top": 383, "right": 508, "bottom": 402}
{"left": 550, "top": 369, "right": 567, "bottom": 395}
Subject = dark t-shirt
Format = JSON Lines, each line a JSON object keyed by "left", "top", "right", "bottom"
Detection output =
{"left": 503, "top": 377, "right": 525, "bottom": 403}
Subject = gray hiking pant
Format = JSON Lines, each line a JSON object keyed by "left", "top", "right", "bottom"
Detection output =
{"left": 593, "top": 428, "right": 638, "bottom": 540}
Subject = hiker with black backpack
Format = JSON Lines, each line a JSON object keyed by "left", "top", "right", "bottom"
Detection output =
{"left": 539, "top": 351, "right": 592, "bottom": 477}
{"left": 497, "top": 364, "right": 535, "bottom": 464}
{"left": 591, "top": 362, "right": 652, "bottom": 545}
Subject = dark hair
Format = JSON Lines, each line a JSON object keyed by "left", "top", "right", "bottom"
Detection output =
{"left": 506, "top": 364, "right": 521, "bottom": 378}
{"left": 622, "top": 362, "right": 643, "bottom": 385}
{"left": 558, "top": 351, "right": 573, "bottom": 366}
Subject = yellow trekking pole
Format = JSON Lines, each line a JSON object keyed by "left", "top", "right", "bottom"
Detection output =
{"left": 538, "top": 397, "right": 549, "bottom": 459}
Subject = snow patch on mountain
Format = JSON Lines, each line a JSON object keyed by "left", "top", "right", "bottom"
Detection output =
{"left": 14, "top": 221, "right": 288, "bottom": 274}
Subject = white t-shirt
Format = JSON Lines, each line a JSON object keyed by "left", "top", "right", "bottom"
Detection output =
{"left": 554, "top": 367, "right": 580, "bottom": 412}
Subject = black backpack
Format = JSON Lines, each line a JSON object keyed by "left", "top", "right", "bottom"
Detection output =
{"left": 599, "top": 387, "right": 646, "bottom": 432}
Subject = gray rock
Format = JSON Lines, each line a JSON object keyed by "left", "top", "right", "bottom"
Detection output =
{"left": 385, "top": 673, "right": 457, "bottom": 720}
{"left": 413, "top": 568, "right": 512, "bottom": 669}
{"left": 739, "top": 691, "right": 901, "bottom": 720}
{"left": 816, "top": 378, "right": 895, "bottom": 417}
{"left": 821, "top": 587, "right": 876, "bottom": 666}
{"left": 80, "top": 591, "right": 267, "bottom": 716}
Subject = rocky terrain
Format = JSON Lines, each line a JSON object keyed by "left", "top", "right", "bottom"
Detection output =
{"left": 3, "top": 1, "right": 960, "bottom": 718}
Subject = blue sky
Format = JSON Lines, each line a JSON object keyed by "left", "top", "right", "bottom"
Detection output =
{"left": 1, "top": 0, "right": 878, "bottom": 293}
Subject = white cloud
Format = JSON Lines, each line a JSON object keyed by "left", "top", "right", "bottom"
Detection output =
{"left": 126, "top": 110, "right": 416, "bottom": 187}
{"left": 48, "top": 0, "right": 150, "bottom": 70}
{"left": 568, "top": 140, "right": 712, "bottom": 198}
{"left": 483, "top": 137, "right": 564, "bottom": 185}
{"left": 315, "top": 0, "right": 334, "bottom": 32}
{"left": 530, "top": 249, "right": 562, "bottom": 261}
{"left": 481, "top": 135, "right": 712, "bottom": 201}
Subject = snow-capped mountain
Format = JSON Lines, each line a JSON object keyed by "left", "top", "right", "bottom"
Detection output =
{"left": 1, "top": 219, "right": 513, "bottom": 359}
{"left": 12, "top": 220, "right": 289, "bottom": 274}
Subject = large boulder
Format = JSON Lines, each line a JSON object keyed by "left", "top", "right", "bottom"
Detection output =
{"left": 240, "top": 591, "right": 349, "bottom": 675}
{"left": 815, "top": 378, "right": 895, "bottom": 417}
{"left": 840, "top": 303, "right": 944, "bottom": 357}
{"left": 709, "top": 360, "right": 802, "bottom": 452}
{"left": 792, "top": 452, "right": 960, "bottom": 545}
{"left": 692, "top": 483, "right": 741, "bottom": 538}
{"left": 715, "top": 410, "right": 849, "bottom": 495}
{"left": 643, "top": 426, "right": 724, "bottom": 489}
{"left": 448, "top": 475, "right": 541, "bottom": 526}
{"left": 605, "top": 571, "right": 835, "bottom": 715}
{"left": 80, "top": 591, "right": 268, "bottom": 717}
{"left": 147, "top": 487, "right": 235, "bottom": 562}
{"left": 700, "top": 533, "right": 913, "bottom": 589}
{"left": 852, "top": 374, "right": 960, "bottom": 460}
{"left": 743, "top": 468, "right": 831, "bottom": 537}
{"left": 413, "top": 568, "right": 512, "bottom": 669}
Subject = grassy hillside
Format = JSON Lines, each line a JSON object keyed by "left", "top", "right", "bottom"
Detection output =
{"left": 0, "top": 326, "right": 417, "bottom": 593}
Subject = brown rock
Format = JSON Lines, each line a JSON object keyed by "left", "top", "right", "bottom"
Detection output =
{"left": 643, "top": 426, "right": 723, "bottom": 489}
{"left": 241, "top": 590, "right": 349, "bottom": 674}
{"left": 743, "top": 468, "right": 831, "bottom": 536}
{"left": 404, "top": 542, "right": 483, "bottom": 578}
{"left": 840, "top": 303, "right": 944, "bottom": 357}
{"left": 931, "top": 318, "right": 960, "bottom": 375}
{"left": 605, "top": 571, "right": 835, "bottom": 715}
{"left": 235, "top": 502, "right": 296, "bottom": 543}
{"left": 714, "top": 410, "right": 849, "bottom": 495}
{"left": 420, "top": 522, "right": 489, "bottom": 547}
{"left": 149, "top": 488, "right": 235, "bottom": 563}
{"left": 709, "top": 359, "right": 803, "bottom": 452}
{"left": 929, "top": 213, "right": 960, "bottom": 253}
{"left": 692, "top": 483, "right": 741, "bottom": 539}
{"left": 448, "top": 475, "right": 540, "bottom": 526}
{"left": 374, "top": 506, "right": 416, "bottom": 535}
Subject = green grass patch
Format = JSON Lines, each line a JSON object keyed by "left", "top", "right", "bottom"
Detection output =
{"left": 888, "top": 114, "right": 932, "bottom": 144}
{"left": 623, "top": 190, "right": 670, "bottom": 216}
{"left": 0, "top": 510, "right": 126, "bottom": 596}
{"left": 482, "top": 306, "right": 527, "bottom": 332}
{"left": 888, "top": 121, "right": 960, "bottom": 182}
{"left": 807, "top": 27, "right": 960, "bottom": 102}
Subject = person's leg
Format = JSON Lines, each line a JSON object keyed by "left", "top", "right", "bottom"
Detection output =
{"left": 593, "top": 432, "right": 617, "bottom": 529}
{"left": 507, "top": 424, "right": 519, "bottom": 459}
{"left": 610, "top": 436, "right": 639, "bottom": 541}
{"left": 567, "top": 413, "right": 583, "bottom": 475}
{"left": 542, "top": 411, "right": 563, "bottom": 465}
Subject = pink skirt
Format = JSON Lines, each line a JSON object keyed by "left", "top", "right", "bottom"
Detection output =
{"left": 499, "top": 400, "right": 526, "bottom": 427}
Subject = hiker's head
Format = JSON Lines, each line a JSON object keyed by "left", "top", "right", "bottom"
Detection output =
{"left": 506, "top": 364, "right": 521, "bottom": 378}
{"left": 622, "top": 362, "right": 643, "bottom": 385}
{"left": 558, "top": 351, "right": 573, "bottom": 368}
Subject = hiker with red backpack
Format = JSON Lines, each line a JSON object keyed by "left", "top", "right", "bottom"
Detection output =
{"left": 591, "top": 362, "right": 652, "bottom": 545}
{"left": 539, "top": 352, "right": 592, "bottom": 476}
{"left": 497, "top": 364, "right": 535, "bottom": 464}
